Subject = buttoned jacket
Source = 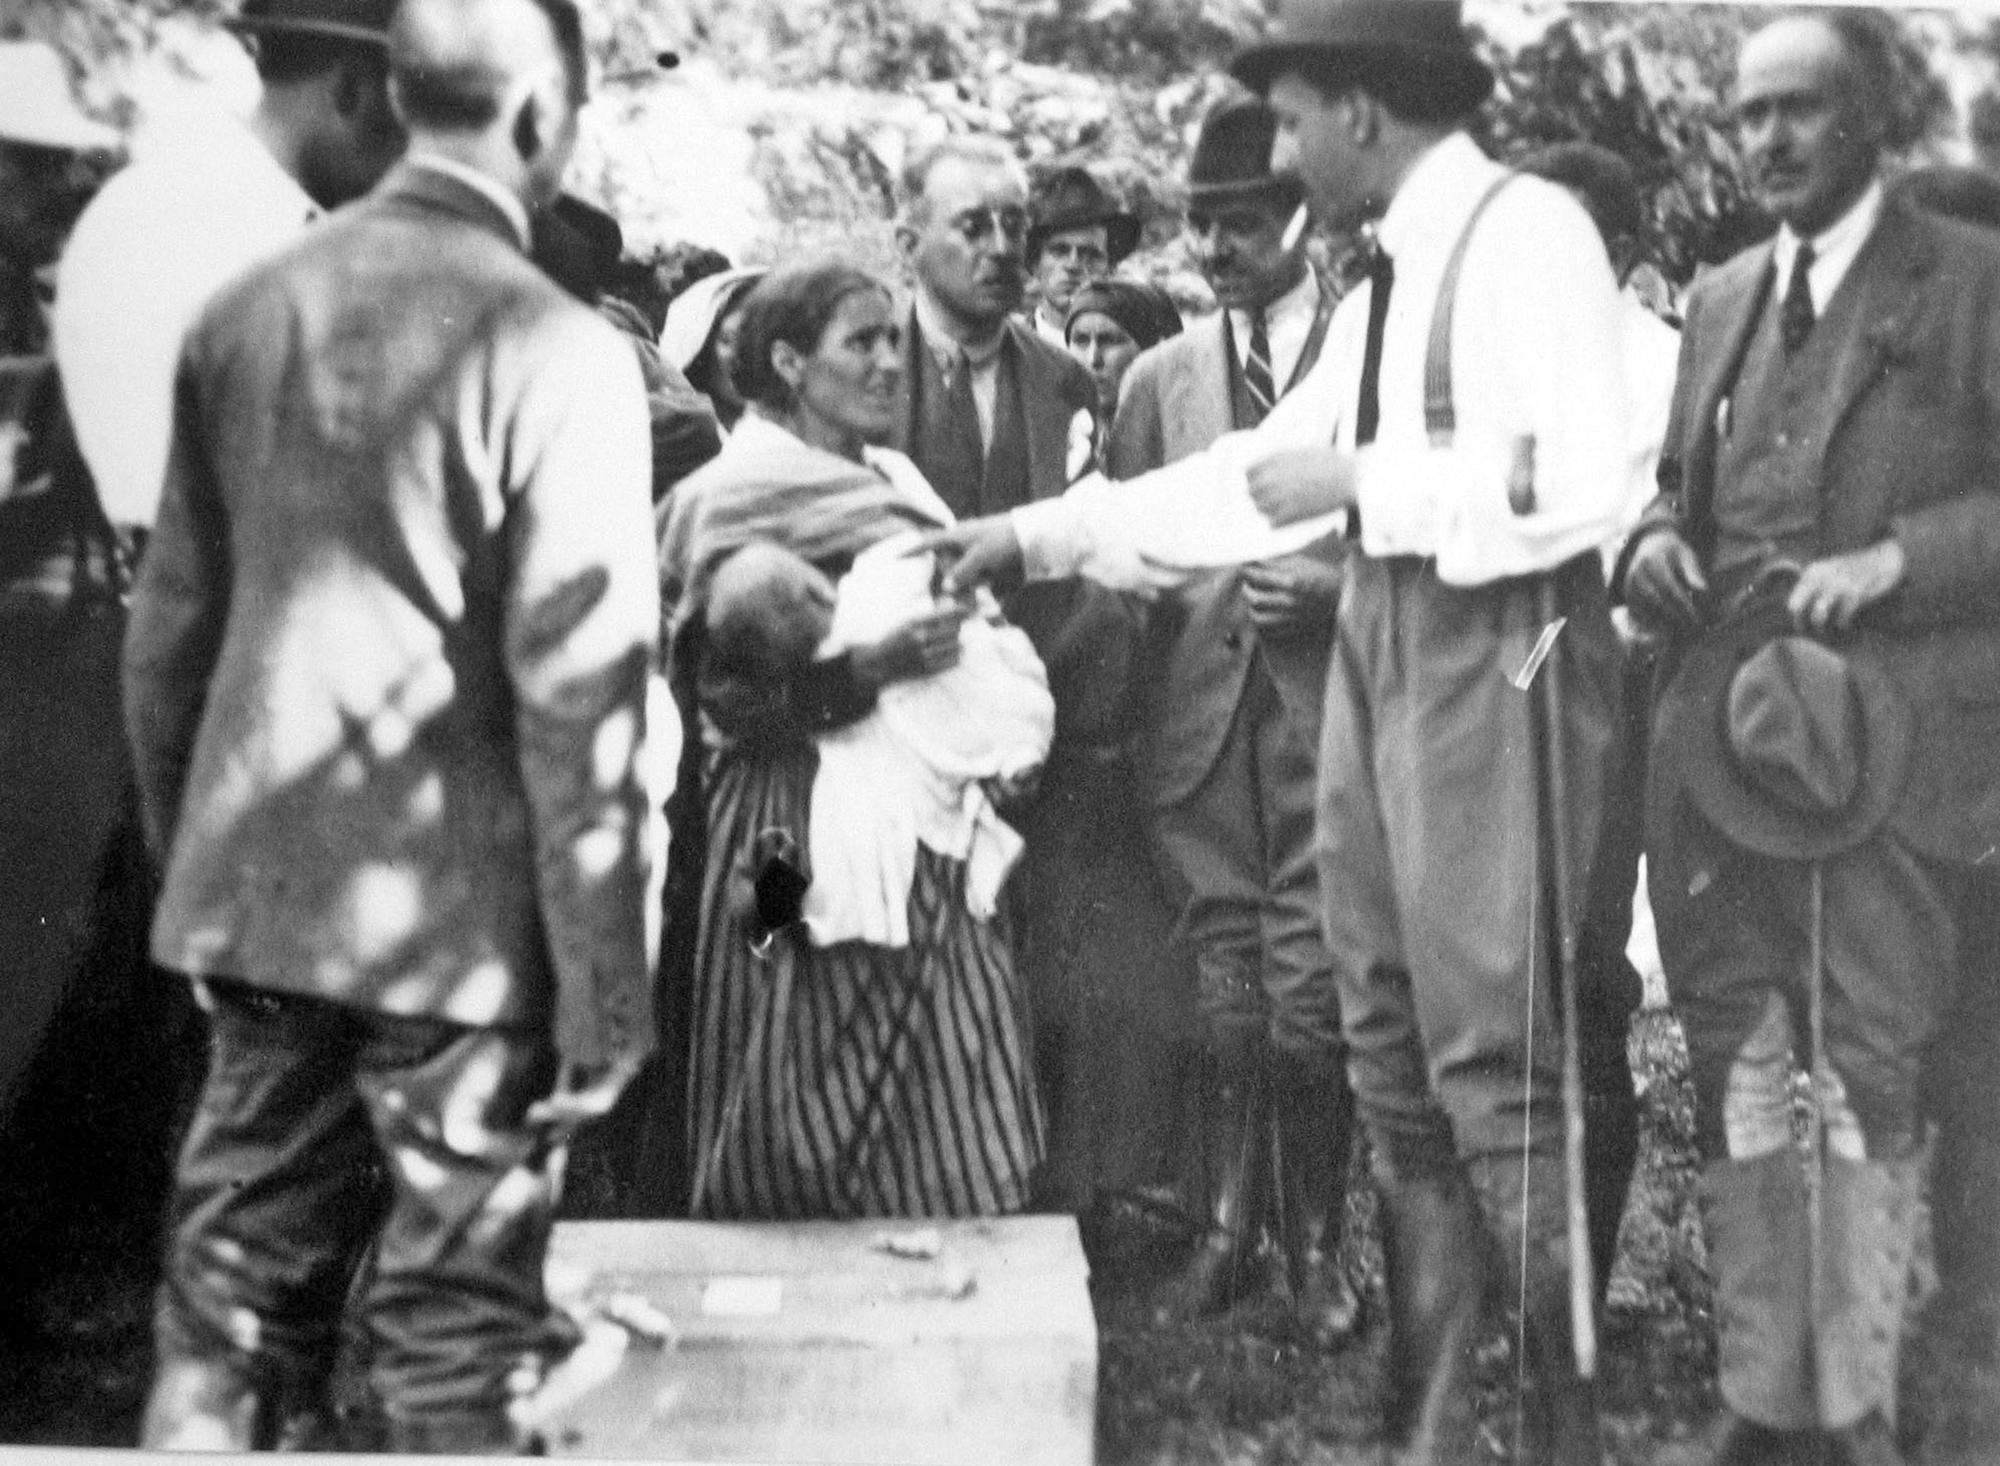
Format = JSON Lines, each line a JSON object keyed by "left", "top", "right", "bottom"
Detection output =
{"left": 1630, "top": 194, "right": 2000, "bottom": 864}
{"left": 124, "top": 164, "right": 664, "bottom": 1067}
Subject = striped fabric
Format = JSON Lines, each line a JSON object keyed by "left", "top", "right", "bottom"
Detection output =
{"left": 686, "top": 742, "right": 1046, "bottom": 1219}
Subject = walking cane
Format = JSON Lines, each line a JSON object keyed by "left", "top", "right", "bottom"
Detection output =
{"left": 1507, "top": 437, "right": 1599, "bottom": 1380}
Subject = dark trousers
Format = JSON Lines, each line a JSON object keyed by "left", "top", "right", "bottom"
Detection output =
{"left": 156, "top": 977, "right": 570, "bottom": 1430}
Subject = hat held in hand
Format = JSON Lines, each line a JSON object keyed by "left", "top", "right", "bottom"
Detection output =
{"left": 1660, "top": 604, "right": 1913, "bottom": 860}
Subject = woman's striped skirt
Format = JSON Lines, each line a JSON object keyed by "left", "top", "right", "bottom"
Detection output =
{"left": 685, "top": 743, "right": 1045, "bottom": 1218}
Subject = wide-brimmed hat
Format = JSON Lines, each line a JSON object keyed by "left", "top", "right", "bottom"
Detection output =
{"left": 1186, "top": 94, "right": 1302, "bottom": 210}
{"left": 0, "top": 41, "right": 120, "bottom": 153}
{"left": 225, "top": 0, "right": 393, "bottom": 47}
{"left": 1229, "top": 0, "right": 1492, "bottom": 116}
{"left": 1027, "top": 168, "right": 1141, "bottom": 265}
{"left": 1656, "top": 597, "right": 1914, "bottom": 860}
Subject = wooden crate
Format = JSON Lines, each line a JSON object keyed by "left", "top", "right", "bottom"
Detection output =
{"left": 536, "top": 1217, "right": 1097, "bottom": 1465}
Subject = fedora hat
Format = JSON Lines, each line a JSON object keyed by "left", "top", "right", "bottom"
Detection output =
{"left": 1656, "top": 597, "right": 1913, "bottom": 861}
{"left": 1230, "top": 0, "right": 1492, "bottom": 115}
{"left": 1027, "top": 168, "right": 1141, "bottom": 265}
{"left": 1186, "top": 94, "right": 1302, "bottom": 208}
{"left": 0, "top": 42, "right": 120, "bottom": 153}
{"left": 226, "top": 0, "right": 393, "bottom": 47}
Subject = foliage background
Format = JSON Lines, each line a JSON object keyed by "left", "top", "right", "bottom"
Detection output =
{"left": 8, "top": 1, "right": 1995, "bottom": 299}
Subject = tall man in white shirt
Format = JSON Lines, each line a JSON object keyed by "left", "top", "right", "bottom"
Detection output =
{"left": 55, "top": 0, "right": 406, "bottom": 536}
{"left": 935, "top": 2, "right": 1629, "bottom": 1458}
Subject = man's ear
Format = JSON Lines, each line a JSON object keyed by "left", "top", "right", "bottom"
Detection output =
{"left": 511, "top": 85, "right": 545, "bottom": 169}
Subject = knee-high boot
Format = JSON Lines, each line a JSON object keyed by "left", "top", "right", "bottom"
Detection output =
{"left": 1273, "top": 1047, "right": 1363, "bottom": 1347}
{"left": 1152, "top": 1027, "right": 1271, "bottom": 1322}
{"left": 1699, "top": 1152, "right": 1820, "bottom": 1464}
{"left": 1376, "top": 1164, "right": 1488, "bottom": 1466}
{"left": 1466, "top": 1150, "right": 1604, "bottom": 1466}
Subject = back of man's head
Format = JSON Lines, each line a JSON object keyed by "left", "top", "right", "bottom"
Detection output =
{"left": 390, "top": 0, "right": 585, "bottom": 206}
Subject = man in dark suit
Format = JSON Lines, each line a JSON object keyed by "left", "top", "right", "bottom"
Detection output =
{"left": 1621, "top": 13, "right": 2000, "bottom": 1459}
{"left": 890, "top": 135, "right": 1184, "bottom": 1212}
{"left": 1105, "top": 95, "right": 1356, "bottom": 1339}
{"left": 125, "top": 0, "right": 665, "bottom": 1449}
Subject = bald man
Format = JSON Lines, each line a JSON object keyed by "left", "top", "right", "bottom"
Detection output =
{"left": 126, "top": 0, "right": 666, "bottom": 1449}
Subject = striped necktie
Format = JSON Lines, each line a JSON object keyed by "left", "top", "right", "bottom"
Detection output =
{"left": 1243, "top": 308, "right": 1276, "bottom": 423}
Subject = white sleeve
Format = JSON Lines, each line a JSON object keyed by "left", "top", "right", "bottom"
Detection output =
{"left": 1349, "top": 184, "right": 1632, "bottom": 585}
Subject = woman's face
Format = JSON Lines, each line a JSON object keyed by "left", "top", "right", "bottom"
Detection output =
{"left": 1067, "top": 310, "right": 1141, "bottom": 415}
{"left": 711, "top": 303, "right": 749, "bottom": 412}
{"left": 792, "top": 289, "right": 903, "bottom": 449}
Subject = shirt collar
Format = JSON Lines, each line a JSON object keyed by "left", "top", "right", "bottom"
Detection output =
{"left": 1374, "top": 132, "right": 1496, "bottom": 265}
{"left": 1229, "top": 262, "right": 1321, "bottom": 335}
{"left": 915, "top": 287, "right": 1007, "bottom": 374}
{"left": 402, "top": 152, "right": 533, "bottom": 251}
{"left": 1773, "top": 177, "right": 1884, "bottom": 305}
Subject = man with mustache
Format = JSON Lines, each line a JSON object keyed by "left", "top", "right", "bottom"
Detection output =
{"left": 889, "top": 136, "right": 1187, "bottom": 1215}
{"left": 1621, "top": 12, "right": 2000, "bottom": 1460}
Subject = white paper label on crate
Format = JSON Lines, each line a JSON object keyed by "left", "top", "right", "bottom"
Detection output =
{"left": 701, "top": 1275, "right": 784, "bottom": 1317}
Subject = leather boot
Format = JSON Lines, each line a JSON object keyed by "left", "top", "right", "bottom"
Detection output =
{"left": 1816, "top": 1155, "right": 1918, "bottom": 1456}
{"left": 1272, "top": 1047, "right": 1363, "bottom": 1348}
{"left": 1376, "top": 1165, "right": 1489, "bottom": 1465}
{"left": 140, "top": 1349, "right": 271, "bottom": 1451}
{"left": 1151, "top": 1028, "right": 1272, "bottom": 1323}
{"left": 1700, "top": 1152, "right": 1819, "bottom": 1453}
{"left": 1466, "top": 1150, "right": 1604, "bottom": 1466}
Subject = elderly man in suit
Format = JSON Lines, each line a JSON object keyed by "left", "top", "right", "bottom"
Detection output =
{"left": 891, "top": 135, "right": 1186, "bottom": 1211}
{"left": 1621, "top": 13, "right": 2000, "bottom": 1460}
{"left": 1105, "top": 94, "right": 1357, "bottom": 1340}
{"left": 125, "top": 0, "right": 665, "bottom": 1450}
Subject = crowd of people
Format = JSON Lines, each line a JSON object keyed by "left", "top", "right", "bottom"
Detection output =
{"left": 4, "top": 0, "right": 2000, "bottom": 1460}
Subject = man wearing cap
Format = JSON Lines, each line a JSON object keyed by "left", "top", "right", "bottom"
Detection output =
{"left": 932, "top": 1, "right": 1630, "bottom": 1456}
{"left": 126, "top": 0, "right": 664, "bottom": 1448}
{"left": 1026, "top": 166, "right": 1141, "bottom": 348}
{"left": 1620, "top": 12, "right": 2000, "bottom": 1460}
{"left": 1104, "top": 93, "right": 1358, "bottom": 1342}
{"left": 55, "top": 0, "right": 406, "bottom": 538}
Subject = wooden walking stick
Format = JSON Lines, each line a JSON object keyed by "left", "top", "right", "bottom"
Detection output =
{"left": 1507, "top": 435, "right": 1599, "bottom": 1380}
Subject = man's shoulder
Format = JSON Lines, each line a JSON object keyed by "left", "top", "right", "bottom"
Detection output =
{"left": 1006, "top": 317, "right": 1095, "bottom": 405}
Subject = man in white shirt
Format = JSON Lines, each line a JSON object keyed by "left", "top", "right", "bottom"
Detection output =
{"left": 54, "top": 0, "right": 405, "bottom": 534}
{"left": 936, "top": 2, "right": 1629, "bottom": 1458}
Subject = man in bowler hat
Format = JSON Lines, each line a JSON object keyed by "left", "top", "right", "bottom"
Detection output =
{"left": 1025, "top": 165, "right": 1141, "bottom": 347}
{"left": 933, "top": 1, "right": 1634, "bottom": 1456}
{"left": 1106, "top": 93, "right": 1359, "bottom": 1343}
{"left": 1621, "top": 12, "right": 2000, "bottom": 1459}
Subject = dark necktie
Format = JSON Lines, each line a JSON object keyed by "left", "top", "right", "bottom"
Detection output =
{"left": 1355, "top": 244, "right": 1394, "bottom": 446}
{"left": 1780, "top": 242, "right": 1816, "bottom": 354}
{"left": 1243, "top": 309, "right": 1276, "bottom": 423}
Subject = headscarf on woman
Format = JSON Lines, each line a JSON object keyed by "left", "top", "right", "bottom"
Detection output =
{"left": 1063, "top": 278, "right": 1184, "bottom": 353}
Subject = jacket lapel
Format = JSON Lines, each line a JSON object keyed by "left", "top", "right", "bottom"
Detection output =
{"left": 1682, "top": 245, "right": 1775, "bottom": 527}
{"left": 1009, "top": 321, "right": 1071, "bottom": 494}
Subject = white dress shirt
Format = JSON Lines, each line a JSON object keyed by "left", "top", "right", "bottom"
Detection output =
{"left": 1011, "top": 132, "right": 1632, "bottom": 590}
{"left": 55, "top": 110, "right": 318, "bottom": 528}
{"left": 915, "top": 290, "right": 1005, "bottom": 450}
{"left": 1228, "top": 264, "right": 1323, "bottom": 393}
{"left": 1772, "top": 177, "right": 1883, "bottom": 323}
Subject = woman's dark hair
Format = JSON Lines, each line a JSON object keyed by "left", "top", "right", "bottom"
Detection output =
{"left": 732, "top": 259, "right": 892, "bottom": 410}
{"left": 1064, "top": 279, "right": 1184, "bottom": 353}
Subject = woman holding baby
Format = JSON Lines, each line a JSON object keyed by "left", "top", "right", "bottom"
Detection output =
{"left": 660, "top": 259, "right": 1050, "bottom": 1219}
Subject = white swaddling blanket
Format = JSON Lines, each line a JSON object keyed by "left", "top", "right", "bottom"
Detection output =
{"left": 803, "top": 530, "right": 1053, "bottom": 948}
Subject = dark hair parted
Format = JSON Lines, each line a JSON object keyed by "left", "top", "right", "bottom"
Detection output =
{"left": 1288, "top": 49, "right": 1479, "bottom": 128}
{"left": 1518, "top": 141, "right": 1643, "bottom": 244}
{"left": 392, "top": 0, "right": 586, "bottom": 132}
{"left": 731, "top": 259, "right": 894, "bottom": 410}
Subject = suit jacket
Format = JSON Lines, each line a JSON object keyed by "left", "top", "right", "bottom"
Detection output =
{"left": 1632, "top": 194, "right": 2000, "bottom": 865}
{"left": 891, "top": 304, "right": 1144, "bottom": 750}
{"left": 1107, "top": 289, "right": 1338, "bottom": 807}
{"left": 124, "top": 163, "right": 664, "bottom": 1068}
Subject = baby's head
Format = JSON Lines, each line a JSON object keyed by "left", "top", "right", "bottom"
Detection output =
{"left": 707, "top": 541, "right": 837, "bottom": 677}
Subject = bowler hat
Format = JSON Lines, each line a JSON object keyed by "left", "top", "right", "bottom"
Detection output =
{"left": 1656, "top": 597, "right": 1913, "bottom": 861}
{"left": 226, "top": 0, "right": 393, "bottom": 47}
{"left": 1230, "top": 0, "right": 1492, "bottom": 115}
{"left": 1027, "top": 168, "right": 1141, "bottom": 265}
{"left": 0, "top": 41, "right": 120, "bottom": 153}
{"left": 1186, "top": 95, "right": 1302, "bottom": 208}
